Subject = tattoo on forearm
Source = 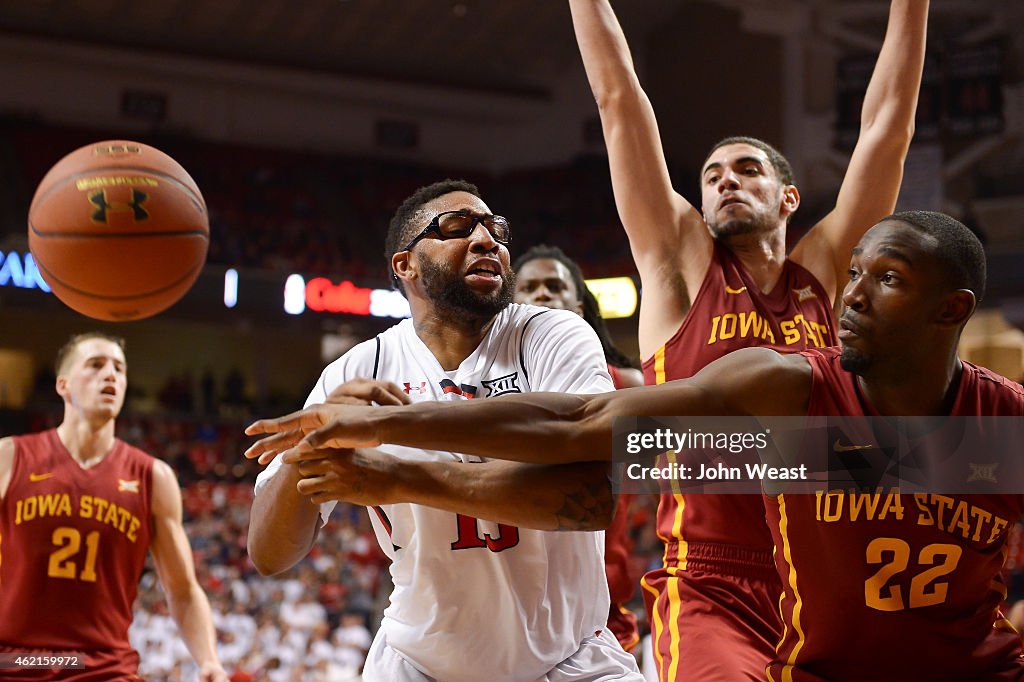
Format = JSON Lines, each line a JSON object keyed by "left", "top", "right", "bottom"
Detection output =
{"left": 553, "top": 480, "right": 613, "bottom": 531}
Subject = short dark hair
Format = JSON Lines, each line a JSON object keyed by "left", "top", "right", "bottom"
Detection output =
{"left": 384, "top": 179, "right": 481, "bottom": 294}
{"left": 885, "top": 210, "right": 987, "bottom": 304}
{"left": 705, "top": 136, "right": 794, "bottom": 187}
{"left": 513, "top": 244, "right": 638, "bottom": 369}
{"left": 55, "top": 332, "right": 126, "bottom": 375}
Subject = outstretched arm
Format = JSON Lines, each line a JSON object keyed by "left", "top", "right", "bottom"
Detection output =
{"left": 246, "top": 378, "right": 409, "bottom": 575}
{"left": 570, "top": 0, "right": 711, "bottom": 356}
{"left": 792, "top": 0, "right": 930, "bottom": 304}
{"left": 246, "top": 348, "right": 811, "bottom": 466}
{"left": 293, "top": 449, "right": 615, "bottom": 531}
{"left": 148, "top": 461, "right": 227, "bottom": 682}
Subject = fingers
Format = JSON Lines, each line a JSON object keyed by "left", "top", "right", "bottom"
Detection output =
{"left": 245, "top": 407, "right": 326, "bottom": 436}
{"left": 244, "top": 430, "right": 306, "bottom": 465}
{"left": 296, "top": 457, "right": 344, "bottom": 477}
{"left": 280, "top": 443, "right": 324, "bottom": 465}
{"left": 295, "top": 475, "right": 325, "bottom": 496}
{"left": 325, "top": 377, "right": 410, "bottom": 406}
{"left": 303, "top": 420, "right": 378, "bottom": 450}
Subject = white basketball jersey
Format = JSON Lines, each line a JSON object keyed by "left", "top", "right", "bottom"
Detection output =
{"left": 257, "top": 304, "right": 614, "bottom": 681}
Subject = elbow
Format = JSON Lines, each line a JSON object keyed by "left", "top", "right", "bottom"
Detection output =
{"left": 860, "top": 111, "right": 915, "bottom": 151}
{"left": 247, "top": 552, "right": 283, "bottom": 577}
{"left": 592, "top": 79, "right": 645, "bottom": 119}
{"left": 246, "top": 530, "right": 301, "bottom": 577}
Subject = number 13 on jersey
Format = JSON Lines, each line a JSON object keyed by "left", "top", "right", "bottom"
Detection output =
{"left": 451, "top": 514, "right": 520, "bottom": 552}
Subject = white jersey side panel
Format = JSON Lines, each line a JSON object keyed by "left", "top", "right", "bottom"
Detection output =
{"left": 258, "top": 304, "right": 613, "bottom": 681}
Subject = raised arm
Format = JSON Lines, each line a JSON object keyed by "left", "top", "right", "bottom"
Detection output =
{"left": 570, "top": 0, "right": 711, "bottom": 356}
{"left": 292, "top": 450, "right": 615, "bottom": 532}
{"left": 246, "top": 347, "right": 811, "bottom": 466}
{"left": 148, "top": 460, "right": 227, "bottom": 682}
{"left": 791, "top": 0, "right": 929, "bottom": 304}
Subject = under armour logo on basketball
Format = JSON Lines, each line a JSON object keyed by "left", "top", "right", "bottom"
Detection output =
{"left": 90, "top": 188, "right": 150, "bottom": 223}
{"left": 439, "top": 379, "right": 477, "bottom": 399}
{"left": 403, "top": 381, "right": 428, "bottom": 395}
{"left": 482, "top": 372, "right": 522, "bottom": 397}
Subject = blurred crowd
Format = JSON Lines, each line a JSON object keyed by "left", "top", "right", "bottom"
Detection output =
{"left": 8, "top": 403, "right": 663, "bottom": 681}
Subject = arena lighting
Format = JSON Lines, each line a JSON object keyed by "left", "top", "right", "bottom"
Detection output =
{"left": 283, "top": 274, "right": 307, "bottom": 315}
{"left": 223, "top": 269, "right": 238, "bottom": 308}
{"left": 0, "top": 250, "right": 51, "bottom": 292}
{"left": 585, "top": 276, "right": 637, "bottom": 319}
{"left": 283, "top": 275, "right": 411, "bottom": 318}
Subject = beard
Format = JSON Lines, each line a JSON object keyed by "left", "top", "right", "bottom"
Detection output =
{"left": 839, "top": 345, "right": 872, "bottom": 375}
{"left": 420, "top": 257, "right": 515, "bottom": 322}
{"left": 707, "top": 203, "right": 780, "bottom": 241}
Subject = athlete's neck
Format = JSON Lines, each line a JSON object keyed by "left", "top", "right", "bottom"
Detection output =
{"left": 720, "top": 229, "right": 787, "bottom": 294}
{"left": 413, "top": 311, "right": 496, "bottom": 371}
{"left": 858, "top": 355, "right": 964, "bottom": 416}
{"left": 57, "top": 415, "right": 116, "bottom": 468}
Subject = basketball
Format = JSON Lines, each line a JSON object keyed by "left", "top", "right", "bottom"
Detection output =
{"left": 28, "top": 140, "right": 209, "bottom": 321}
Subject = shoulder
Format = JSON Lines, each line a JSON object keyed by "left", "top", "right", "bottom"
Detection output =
{"left": 964, "top": 361, "right": 1024, "bottom": 414}
{"left": 114, "top": 439, "right": 159, "bottom": 477}
{"left": 149, "top": 458, "right": 183, "bottom": 514}
{"left": 511, "top": 304, "right": 591, "bottom": 338}
{"left": 692, "top": 347, "right": 811, "bottom": 415}
{"left": 317, "top": 331, "right": 395, "bottom": 388}
{"left": 499, "top": 303, "right": 553, "bottom": 328}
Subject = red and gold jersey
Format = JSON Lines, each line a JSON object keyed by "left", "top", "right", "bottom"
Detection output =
{"left": 767, "top": 348, "right": 1024, "bottom": 681}
{"left": 0, "top": 430, "right": 153, "bottom": 665}
{"left": 642, "top": 242, "right": 837, "bottom": 565}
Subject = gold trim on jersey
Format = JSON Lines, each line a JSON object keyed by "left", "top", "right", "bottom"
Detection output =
{"left": 650, "top": 344, "right": 688, "bottom": 680}
{"left": 640, "top": 575, "right": 666, "bottom": 677}
{"left": 777, "top": 494, "right": 806, "bottom": 682}
{"left": 666, "top": 569, "right": 684, "bottom": 681}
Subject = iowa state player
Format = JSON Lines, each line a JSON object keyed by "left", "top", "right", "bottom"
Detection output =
{"left": 0, "top": 333, "right": 225, "bottom": 681}
{"left": 566, "top": 0, "right": 931, "bottom": 678}
{"left": 249, "top": 211, "right": 1024, "bottom": 680}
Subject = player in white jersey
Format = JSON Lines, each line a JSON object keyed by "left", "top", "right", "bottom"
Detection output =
{"left": 248, "top": 179, "right": 643, "bottom": 682}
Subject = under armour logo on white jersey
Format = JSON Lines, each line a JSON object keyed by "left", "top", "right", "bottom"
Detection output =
{"left": 482, "top": 372, "right": 522, "bottom": 397}
{"left": 403, "top": 381, "right": 428, "bottom": 395}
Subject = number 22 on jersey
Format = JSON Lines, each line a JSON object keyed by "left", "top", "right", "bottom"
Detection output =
{"left": 865, "top": 537, "right": 962, "bottom": 611}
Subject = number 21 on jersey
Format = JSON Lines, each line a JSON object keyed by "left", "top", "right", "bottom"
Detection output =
{"left": 48, "top": 526, "right": 100, "bottom": 582}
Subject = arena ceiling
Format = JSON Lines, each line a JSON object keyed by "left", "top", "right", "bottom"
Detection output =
{"left": 5, "top": 0, "right": 1005, "bottom": 97}
{"left": 0, "top": 0, "right": 690, "bottom": 96}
